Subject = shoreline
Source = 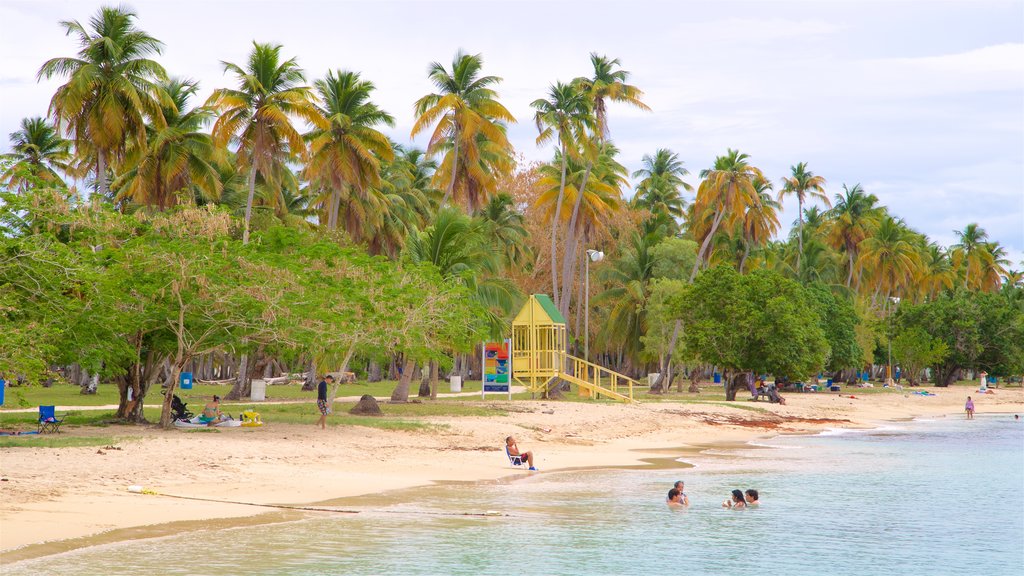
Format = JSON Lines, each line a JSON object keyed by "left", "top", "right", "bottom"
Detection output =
{"left": 2, "top": 387, "right": 1022, "bottom": 564}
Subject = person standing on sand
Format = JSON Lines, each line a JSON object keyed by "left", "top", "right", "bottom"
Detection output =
{"left": 965, "top": 396, "right": 974, "bottom": 420}
{"left": 317, "top": 375, "right": 334, "bottom": 429}
{"left": 506, "top": 435, "right": 537, "bottom": 470}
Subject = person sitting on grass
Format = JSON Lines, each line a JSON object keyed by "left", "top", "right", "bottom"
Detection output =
{"left": 200, "top": 395, "right": 224, "bottom": 426}
{"left": 506, "top": 435, "right": 537, "bottom": 470}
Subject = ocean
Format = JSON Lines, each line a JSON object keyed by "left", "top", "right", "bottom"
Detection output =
{"left": 5, "top": 414, "right": 1022, "bottom": 575}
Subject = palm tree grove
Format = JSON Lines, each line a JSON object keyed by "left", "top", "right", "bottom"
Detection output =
{"left": 2, "top": 6, "right": 1022, "bottom": 428}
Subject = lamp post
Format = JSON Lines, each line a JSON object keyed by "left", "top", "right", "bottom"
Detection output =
{"left": 585, "top": 249, "right": 604, "bottom": 362}
{"left": 888, "top": 296, "right": 901, "bottom": 384}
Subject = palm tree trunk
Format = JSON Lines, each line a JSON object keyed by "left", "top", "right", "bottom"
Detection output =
{"left": 327, "top": 188, "right": 340, "bottom": 230}
{"left": 550, "top": 144, "right": 568, "bottom": 306}
{"left": 796, "top": 197, "right": 804, "bottom": 281}
{"left": 96, "top": 148, "right": 109, "bottom": 198}
{"left": 440, "top": 130, "right": 460, "bottom": 208}
{"left": 739, "top": 242, "right": 751, "bottom": 273}
{"left": 428, "top": 359, "right": 440, "bottom": 400}
{"left": 242, "top": 163, "right": 258, "bottom": 245}
{"left": 691, "top": 208, "right": 726, "bottom": 281}
{"left": 846, "top": 249, "right": 855, "bottom": 288}
{"left": 558, "top": 163, "right": 593, "bottom": 318}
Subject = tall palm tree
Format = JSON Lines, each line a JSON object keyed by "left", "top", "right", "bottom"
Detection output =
{"left": 952, "top": 223, "right": 989, "bottom": 289}
{"left": 1, "top": 117, "right": 72, "bottom": 190}
{"left": 38, "top": 6, "right": 168, "bottom": 198}
{"left": 305, "top": 69, "right": 394, "bottom": 231}
{"left": 858, "top": 215, "right": 921, "bottom": 301}
{"left": 917, "top": 243, "right": 954, "bottom": 301}
{"left": 363, "top": 145, "right": 440, "bottom": 258}
{"left": 690, "top": 149, "right": 764, "bottom": 280}
{"left": 594, "top": 231, "right": 660, "bottom": 370}
{"left": 777, "top": 162, "right": 828, "bottom": 280}
{"left": 737, "top": 176, "right": 780, "bottom": 272}
{"left": 560, "top": 54, "right": 650, "bottom": 317}
{"left": 477, "top": 192, "right": 531, "bottom": 267}
{"left": 825, "top": 183, "right": 880, "bottom": 288}
{"left": 531, "top": 81, "right": 592, "bottom": 304}
{"left": 113, "top": 78, "right": 221, "bottom": 210}
{"left": 411, "top": 51, "right": 515, "bottom": 211}
{"left": 978, "top": 241, "right": 1010, "bottom": 292}
{"left": 207, "top": 42, "right": 322, "bottom": 244}
{"left": 632, "top": 148, "right": 691, "bottom": 237}
{"left": 572, "top": 53, "right": 651, "bottom": 140}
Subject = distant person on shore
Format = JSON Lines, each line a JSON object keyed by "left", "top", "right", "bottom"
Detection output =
{"left": 744, "top": 489, "right": 759, "bottom": 506}
{"left": 671, "top": 480, "right": 690, "bottom": 506}
{"left": 317, "top": 375, "right": 334, "bottom": 429}
{"left": 723, "top": 489, "right": 746, "bottom": 509}
{"left": 200, "top": 395, "right": 223, "bottom": 426}
{"left": 506, "top": 435, "right": 537, "bottom": 470}
{"left": 667, "top": 488, "right": 684, "bottom": 508}
{"left": 965, "top": 396, "right": 974, "bottom": 420}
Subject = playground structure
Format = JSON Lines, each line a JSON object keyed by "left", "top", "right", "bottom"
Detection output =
{"left": 509, "top": 294, "right": 640, "bottom": 403}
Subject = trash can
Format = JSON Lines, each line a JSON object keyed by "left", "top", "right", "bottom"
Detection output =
{"left": 648, "top": 373, "right": 660, "bottom": 387}
{"left": 179, "top": 372, "right": 193, "bottom": 390}
{"left": 0, "top": 379, "right": 5, "bottom": 406}
{"left": 250, "top": 379, "right": 266, "bottom": 401}
{"left": 450, "top": 376, "right": 462, "bottom": 393}
{"left": 713, "top": 372, "right": 721, "bottom": 384}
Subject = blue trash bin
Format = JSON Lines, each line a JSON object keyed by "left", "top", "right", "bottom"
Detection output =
{"left": 713, "top": 372, "right": 721, "bottom": 384}
{"left": 0, "top": 379, "right": 5, "bottom": 406}
{"left": 180, "top": 372, "right": 193, "bottom": 390}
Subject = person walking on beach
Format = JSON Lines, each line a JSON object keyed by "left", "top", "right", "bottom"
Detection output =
{"left": 671, "top": 480, "right": 690, "bottom": 506}
{"left": 506, "top": 435, "right": 537, "bottom": 470}
{"left": 317, "top": 375, "right": 334, "bottom": 429}
{"left": 723, "top": 489, "right": 746, "bottom": 509}
{"left": 965, "top": 396, "right": 975, "bottom": 420}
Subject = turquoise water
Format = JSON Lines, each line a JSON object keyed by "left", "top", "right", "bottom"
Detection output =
{"left": 6, "top": 415, "right": 1023, "bottom": 575}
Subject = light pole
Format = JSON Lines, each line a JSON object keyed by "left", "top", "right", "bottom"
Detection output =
{"left": 888, "top": 296, "right": 901, "bottom": 384}
{"left": 585, "top": 249, "right": 604, "bottom": 362}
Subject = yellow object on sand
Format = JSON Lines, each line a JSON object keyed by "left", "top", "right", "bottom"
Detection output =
{"left": 240, "top": 410, "right": 263, "bottom": 427}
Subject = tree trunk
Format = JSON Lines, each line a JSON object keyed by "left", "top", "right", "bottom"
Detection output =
{"left": 796, "top": 197, "right": 804, "bottom": 280}
{"left": 691, "top": 208, "right": 726, "bottom": 281}
{"left": 417, "top": 363, "right": 431, "bottom": 398}
{"left": 558, "top": 164, "right": 593, "bottom": 319}
{"left": 846, "top": 249, "right": 855, "bottom": 288}
{"left": 440, "top": 131, "right": 460, "bottom": 208}
{"left": 96, "top": 148, "right": 109, "bottom": 198}
{"left": 429, "top": 360, "right": 440, "bottom": 400}
{"left": 327, "top": 188, "right": 340, "bottom": 230}
{"left": 550, "top": 144, "right": 568, "bottom": 306}
{"left": 390, "top": 357, "right": 417, "bottom": 402}
{"left": 226, "top": 353, "right": 249, "bottom": 400}
{"left": 739, "top": 242, "right": 751, "bottom": 274}
{"left": 242, "top": 163, "right": 258, "bottom": 245}
{"left": 368, "top": 361, "right": 382, "bottom": 382}
{"left": 652, "top": 320, "right": 682, "bottom": 393}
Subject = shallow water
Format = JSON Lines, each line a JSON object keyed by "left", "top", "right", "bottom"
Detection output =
{"left": 6, "top": 414, "right": 1023, "bottom": 575}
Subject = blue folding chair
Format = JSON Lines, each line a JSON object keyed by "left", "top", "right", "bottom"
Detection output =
{"left": 38, "top": 405, "right": 65, "bottom": 434}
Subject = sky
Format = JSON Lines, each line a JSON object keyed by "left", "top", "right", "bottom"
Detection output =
{"left": 1, "top": 0, "right": 1022, "bottom": 266}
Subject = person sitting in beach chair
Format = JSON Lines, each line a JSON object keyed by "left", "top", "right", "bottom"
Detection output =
{"left": 506, "top": 435, "right": 537, "bottom": 470}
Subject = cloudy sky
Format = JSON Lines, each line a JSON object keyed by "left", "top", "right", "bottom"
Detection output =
{"left": 2, "top": 0, "right": 1022, "bottom": 265}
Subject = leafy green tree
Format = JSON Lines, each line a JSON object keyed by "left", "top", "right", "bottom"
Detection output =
{"left": 891, "top": 326, "right": 948, "bottom": 385}
{"left": 650, "top": 237, "right": 698, "bottom": 280}
{"left": 805, "top": 283, "right": 862, "bottom": 373}
{"left": 38, "top": 6, "right": 168, "bottom": 198}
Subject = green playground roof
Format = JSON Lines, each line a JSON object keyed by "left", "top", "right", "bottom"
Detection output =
{"left": 534, "top": 294, "right": 566, "bottom": 325}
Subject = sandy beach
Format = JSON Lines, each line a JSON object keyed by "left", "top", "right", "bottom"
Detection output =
{"left": 2, "top": 386, "right": 1022, "bottom": 562}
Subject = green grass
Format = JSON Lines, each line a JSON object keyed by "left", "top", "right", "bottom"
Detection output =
{"left": 0, "top": 435, "right": 137, "bottom": 448}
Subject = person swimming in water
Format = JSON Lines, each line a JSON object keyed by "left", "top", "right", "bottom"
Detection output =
{"left": 671, "top": 480, "right": 690, "bottom": 506}
{"left": 744, "top": 488, "right": 759, "bottom": 506}
{"left": 722, "top": 489, "right": 746, "bottom": 509}
{"left": 666, "top": 488, "right": 684, "bottom": 508}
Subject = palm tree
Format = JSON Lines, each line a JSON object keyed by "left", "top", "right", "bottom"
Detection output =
{"left": 917, "top": 243, "right": 954, "bottom": 301}
{"left": 737, "top": 176, "right": 780, "bottom": 272}
{"left": 859, "top": 215, "right": 921, "bottom": 302}
{"left": 572, "top": 53, "right": 651, "bottom": 140}
{"left": 37, "top": 6, "right": 168, "bottom": 198}
{"left": 1, "top": 117, "right": 72, "bottom": 190}
{"left": 978, "top": 241, "right": 1010, "bottom": 291}
{"left": 594, "top": 231, "right": 660, "bottom": 371}
{"left": 477, "top": 192, "right": 531, "bottom": 267}
{"left": 777, "top": 162, "right": 828, "bottom": 280}
{"left": 363, "top": 145, "right": 440, "bottom": 258}
{"left": 632, "top": 148, "right": 691, "bottom": 237}
{"left": 825, "top": 183, "right": 880, "bottom": 288}
{"left": 690, "top": 149, "right": 764, "bottom": 280}
{"left": 207, "top": 42, "right": 322, "bottom": 245}
{"left": 411, "top": 51, "right": 515, "bottom": 211}
{"left": 113, "top": 78, "right": 221, "bottom": 210}
{"left": 531, "top": 81, "right": 592, "bottom": 304}
{"left": 306, "top": 69, "right": 394, "bottom": 231}
{"left": 952, "top": 223, "right": 989, "bottom": 289}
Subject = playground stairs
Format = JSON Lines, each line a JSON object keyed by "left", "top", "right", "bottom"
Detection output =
{"left": 524, "top": 352, "right": 641, "bottom": 403}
